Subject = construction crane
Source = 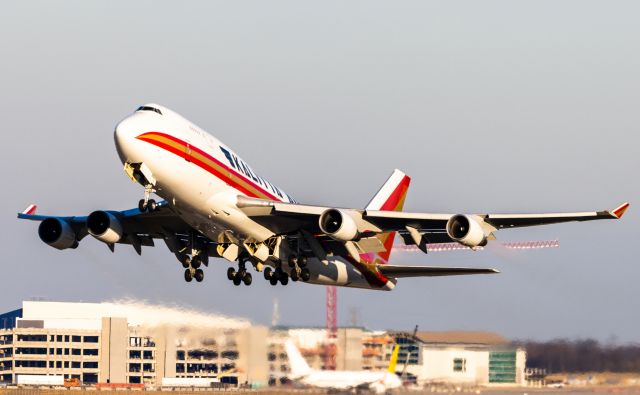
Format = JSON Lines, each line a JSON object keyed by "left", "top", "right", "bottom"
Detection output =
{"left": 324, "top": 285, "right": 337, "bottom": 370}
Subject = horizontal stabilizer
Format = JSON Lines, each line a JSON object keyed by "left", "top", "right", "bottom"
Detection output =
{"left": 378, "top": 265, "right": 499, "bottom": 278}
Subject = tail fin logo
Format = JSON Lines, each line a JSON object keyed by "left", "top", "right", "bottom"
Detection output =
{"left": 388, "top": 344, "right": 401, "bottom": 373}
{"left": 365, "top": 169, "right": 411, "bottom": 263}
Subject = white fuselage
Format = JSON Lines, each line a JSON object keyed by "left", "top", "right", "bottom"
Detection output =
{"left": 300, "top": 370, "right": 401, "bottom": 393}
{"left": 113, "top": 104, "right": 393, "bottom": 290}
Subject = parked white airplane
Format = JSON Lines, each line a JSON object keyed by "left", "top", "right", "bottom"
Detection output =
{"left": 285, "top": 340, "right": 402, "bottom": 393}
{"left": 18, "top": 104, "right": 629, "bottom": 290}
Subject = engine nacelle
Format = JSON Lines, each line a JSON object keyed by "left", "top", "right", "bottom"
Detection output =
{"left": 446, "top": 214, "right": 488, "bottom": 247}
{"left": 318, "top": 209, "right": 360, "bottom": 241}
{"left": 87, "top": 211, "right": 123, "bottom": 244}
{"left": 38, "top": 218, "right": 77, "bottom": 250}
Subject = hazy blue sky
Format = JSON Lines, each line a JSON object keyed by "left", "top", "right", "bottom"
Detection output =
{"left": 1, "top": 1, "right": 637, "bottom": 342}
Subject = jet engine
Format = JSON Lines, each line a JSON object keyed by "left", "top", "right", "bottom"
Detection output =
{"left": 38, "top": 218, "right": 77, "bottom": 250}
{"left": 446, "top": 214, "right": 488, "bottom": 247}
{"left": 87, "top": 211, "right": 123, "bottom": 244}
{"left": 319, "top": 209, "right": 360, "bottom": 241}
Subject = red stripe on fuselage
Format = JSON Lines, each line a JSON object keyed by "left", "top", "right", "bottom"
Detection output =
{"left": 136, "top": 132, "right": 281, "bottom": 201}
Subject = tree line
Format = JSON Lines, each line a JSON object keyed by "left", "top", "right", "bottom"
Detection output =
{"left": 513, "top": 339, "right": 640, "bottom": 373}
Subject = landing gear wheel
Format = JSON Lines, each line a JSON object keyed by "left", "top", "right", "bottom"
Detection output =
{"left": 184, "top": 269, "right": 193, "bottom": 282}
{"left": 287, "top": 255, "right": 298, "bottom": 268}
{"left": 194, "top": 269, "right": 204, "bottom": 282}
{"left": 298, "top": 256, "right": 308, "bottom": 267}
{"left": 290, "top": 269, "right": 299, "bottom": 282}
{"left": 191, "top": 257, "right": 202, "bottom": 269}
{"left": 227, "top": 267, "right": 236, "bottom": 281}
{"left": 147, "top": 199, "right": 157, "bottom": 212}
{"left": 279, "top": 273, "right": 289, "bottom": 286}
{"left": 138, "top": 199, "right": 147, "bottom": 212}
{"left": 232, "top": 275, "right": 242, "bottom": 286}
{"left": 300, "top": 268, "right": 311, "bottom": 282}
{"left": 269, "top": 275, "right": 279, "bottom": 286}
{"left": 264, "top": 267, "right": 273, "bottom": 281}
{"left": 181, "top": 255, "right": 191, "bottom": 269}
{"left": 242, "top": 272, "right": 252, "bottom": 286}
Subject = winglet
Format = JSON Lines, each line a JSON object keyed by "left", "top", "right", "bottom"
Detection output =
{"left": 22, "top": 204, "right": 37, "bottom": 215}
{"left": 611, "top": 202, "right": 630, "bottom": 219}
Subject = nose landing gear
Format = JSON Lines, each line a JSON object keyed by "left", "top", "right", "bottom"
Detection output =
{"left": 138, "top": 184, "right": 158, "bottom": 213}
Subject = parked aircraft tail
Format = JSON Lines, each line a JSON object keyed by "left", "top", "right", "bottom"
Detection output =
{"left": 387, "top": 344, "right": 401, "bottom": 373}
{"left": 365, "top": 169, "right": 411, "bottom": 263}
{"left": 284, "top": 340, "right": 312, "bottom": 378}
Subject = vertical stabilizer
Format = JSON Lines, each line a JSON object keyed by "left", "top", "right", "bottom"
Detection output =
{"left": 387, "top": 344, "right": 400, "bottom": 373}
{"left": 284, "top": 340, "right": 312, "bottom": 378}
{"left": 365, "top": 169, "right": 411, "bottom": 263}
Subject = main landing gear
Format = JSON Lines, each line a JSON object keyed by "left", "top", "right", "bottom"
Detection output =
{"left": 227, "top": 259, "right": 252, "bottom": 286}
{"left": 181, "top": 254, "right": 205, "bottom": 283}
{"left": 263, "top": 255, "right": 310, "bottom": 286}
{"left": 287, "top": 255, "right": 311, "bottom": 283}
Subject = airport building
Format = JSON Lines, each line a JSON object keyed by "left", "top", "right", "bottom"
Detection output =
{"left": 0, "top": 301, "right": 526, "bottom": 388}
{"left": 392, "top": 331, "right": 527, "bottom": 386}
{"left": 0, "top": 301, "right": 267, "bottom": 387}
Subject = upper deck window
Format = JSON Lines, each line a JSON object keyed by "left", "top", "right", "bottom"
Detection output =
{"left": 136, "top": 106, "right": 162, "bottom": 115}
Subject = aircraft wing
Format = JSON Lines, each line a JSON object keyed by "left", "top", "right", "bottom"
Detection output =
{"left": 17, "top": 201, "right": 197, "bottom": 255}
{"left": 378, "top": 264, "right": 499, "bottom": 278}
{"left": 238, "top": 197, "right": 629, "bottom": 247}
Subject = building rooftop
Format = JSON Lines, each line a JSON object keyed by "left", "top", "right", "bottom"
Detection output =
{"left": 3, "top": 300, "right": 250, "bottom": 330}
{"left": 392, "top": 331, "right": 509, "bottom": 346}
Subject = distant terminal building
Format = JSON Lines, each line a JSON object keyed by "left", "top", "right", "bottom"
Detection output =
{"left": 391, "top": 331, "right": 526, "bottom": 386}
{"left": 0, "top": 301, "right": 526, "bottom": 388}
{"left": 0, "top": 301, "right": 268, "bottom": 387}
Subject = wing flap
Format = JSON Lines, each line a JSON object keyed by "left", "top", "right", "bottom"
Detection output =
{"left": 378, "top": 264, "right": 499, "bottom": 278}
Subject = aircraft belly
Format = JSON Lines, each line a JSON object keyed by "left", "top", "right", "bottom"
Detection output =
{"left": 304, "top": 257, "right": 379, "bottom": 290}
{"left": 148, "top": 150, "right": 274, "bottom": 243}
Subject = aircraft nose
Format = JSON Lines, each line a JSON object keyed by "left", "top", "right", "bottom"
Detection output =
{"left": 114, "top": 118, "right": 138, "bottom": 163}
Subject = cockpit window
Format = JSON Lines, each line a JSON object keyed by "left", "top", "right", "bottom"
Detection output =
{"left": 136, "top": 106, "right": 162, "bottom": 115}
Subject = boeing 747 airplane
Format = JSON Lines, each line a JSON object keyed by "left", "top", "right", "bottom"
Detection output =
{"left": 18, "top": 104, "right": 629, "bottom": 290}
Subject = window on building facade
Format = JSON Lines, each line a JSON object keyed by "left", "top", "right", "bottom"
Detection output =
{"left": 83, "top": 348, "right": 98, "bottom": 356}
{"left": 453, "top": 358, "right": 466, "bottom": 373}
